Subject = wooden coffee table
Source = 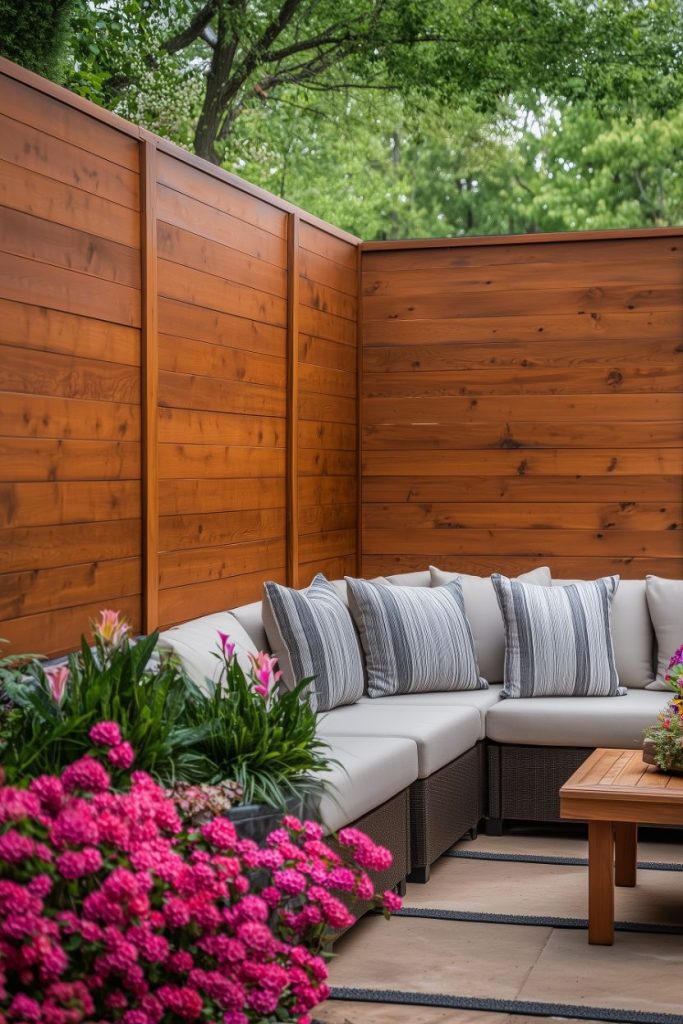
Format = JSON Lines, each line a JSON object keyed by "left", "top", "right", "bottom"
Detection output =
{"left": 560, "top": 747, "right": 683, "bottom": 945}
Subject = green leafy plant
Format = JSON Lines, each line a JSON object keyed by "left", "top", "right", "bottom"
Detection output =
{"left": 0, "top": 611, "right": 200, "bottom": 783}
{"left": 178, "top": 635, "right": 333, "bottom": 809}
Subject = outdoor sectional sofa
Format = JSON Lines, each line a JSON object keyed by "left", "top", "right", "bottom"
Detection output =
{"left": 159, "top": 568, "right": 678, "bottom": 890}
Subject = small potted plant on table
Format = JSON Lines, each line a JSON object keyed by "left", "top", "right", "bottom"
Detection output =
{"left": 643, "top": 644, "right": 683, "bottom": 774}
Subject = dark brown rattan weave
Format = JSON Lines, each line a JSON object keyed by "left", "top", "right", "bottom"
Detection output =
{"left": 410, "top": 741, "right": 484, "bottom": 874}
{"left": 487, "top": 743, "right": 593, "bottom": 823}
{"left": 348, "top": 787, "right": 410, "bottom": 893}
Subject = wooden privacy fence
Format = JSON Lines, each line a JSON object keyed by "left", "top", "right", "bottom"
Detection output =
{"left": 0, "top": 58, "right": 359, "bottom": 656}
{"left": 360, "top": 231, "right": 683, "bottom": 581}
{"left": 2, "top": 58, "right": 682, "bottom": 659}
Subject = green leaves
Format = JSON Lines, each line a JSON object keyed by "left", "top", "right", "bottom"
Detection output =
{"left": 179, "top": 657, "right": 333, "bottom": 808}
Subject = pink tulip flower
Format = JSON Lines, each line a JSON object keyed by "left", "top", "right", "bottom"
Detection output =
{"left": 93, "top": 610, "right": 129, "bottom": 649}
{"left": 46, "top": 665, "right": 69, "bottom": 704}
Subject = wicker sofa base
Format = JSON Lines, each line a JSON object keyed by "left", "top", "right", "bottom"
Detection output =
{"left": 486, "top": 742, "right": 593, "bottom": 829}
{"left": 408, "top": 741, "right": 485, "bottom": 882}
{"left": 347, "top": 786, "right": 411, "bottom": 896}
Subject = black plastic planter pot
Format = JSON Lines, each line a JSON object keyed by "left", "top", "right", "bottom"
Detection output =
{"left": 226, "top": 796, "right": 306, "bottom": 843}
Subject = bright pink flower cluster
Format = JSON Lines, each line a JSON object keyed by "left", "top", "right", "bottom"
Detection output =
{"left": 0, "top": 732, "right": 400, "bottom": 1023}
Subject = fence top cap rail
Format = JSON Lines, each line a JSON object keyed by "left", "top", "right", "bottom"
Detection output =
{"left": 361, "top": 226, "right": 683, "bottom": 251}
{"left": 0, "top": 56, "right": 360, "bottom": 247}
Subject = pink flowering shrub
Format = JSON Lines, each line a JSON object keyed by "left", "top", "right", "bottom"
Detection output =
{"left": 0, "top": 725, "right": 401, "bottom": 1024}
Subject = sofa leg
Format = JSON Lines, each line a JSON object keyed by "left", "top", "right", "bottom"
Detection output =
{"left": 467, "top": 826, "right": 479, "bottom": 841}
{"left": 408, "top": 865, "right": 430, "bottom": 884}
{"left": 484, "top": 817, "right": 504, "bottom": 836}
{"left": 396, "top": 877, "right": 407, "bottom": 896}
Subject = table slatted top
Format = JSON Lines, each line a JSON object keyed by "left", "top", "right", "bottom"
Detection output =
{"left": 561, "top": 748, "right": 683, "bottom": 802}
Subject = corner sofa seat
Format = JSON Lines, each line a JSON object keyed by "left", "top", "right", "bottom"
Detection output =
{"left": 358, "top": 685, "right": 503, "bottom": 735}
{"left": 317, "top": 704, "right": 481, "bottom": 778}
{"left": 485, "top": 688, "right": 669, "bottom": 749}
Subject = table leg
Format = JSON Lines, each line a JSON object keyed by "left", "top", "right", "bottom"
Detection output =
{"left": 588, "top": 820, "right": 614, "bottom": 945}
{"left": 614, "top": 822, "right": 637, "bottom": 887}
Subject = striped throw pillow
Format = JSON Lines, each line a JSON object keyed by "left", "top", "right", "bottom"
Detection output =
{"left": 345, "top": 576, "right": 486, "bottom": 698}
{"left": 262, "top": 574, "right": 364, "bottom": 712}
{"left": 491, "top": 574, "right": 625, "bottom": 699}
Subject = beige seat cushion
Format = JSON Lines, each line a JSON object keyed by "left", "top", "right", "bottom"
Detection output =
{"left": 315, "top": 735, "right": 418, "bottom": 834}
{"left": 317, "top": 704, "right": 481, "bottom": 778}
{"left": 554, "top": 578, "right": 654, "bottom": 688}
{"left": 646, "top": 575, "right": 683, "bottom": 688}
{"left": 486, "top": 688, "right": 669, "bottom": 748}
{"left": 158, "top": 612, "right": 256, "bottom": 693}
{"left": 357, "top": 685, "right": 503, "bottom": 738}
{"left": 430, "top": 565, "right": 552, "bottom": 684}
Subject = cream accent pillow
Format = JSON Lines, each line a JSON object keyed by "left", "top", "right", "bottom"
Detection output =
{"left": 645, "top": 575, "right": 683, "bottom": 689}
{"left": 158, "top": 612, "right": 257, "bottom": 694}
{"left": 430, "top": 565, "right": 551, "bottom": 683}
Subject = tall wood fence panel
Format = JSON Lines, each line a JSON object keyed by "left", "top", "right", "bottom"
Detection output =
{"left": 361, "top": 232, "right": 683, "bottom": 581}
{"left": 297, "top": 223, "right": 358, "bottom": 586}
{"left": 0, "top": 59, "right": 360, "bottom": 655}
{"left": 0, "top": 69, "right": 143, "bottom": 652}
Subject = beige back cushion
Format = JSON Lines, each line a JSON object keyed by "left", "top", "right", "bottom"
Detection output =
{"left": 554, "top": 578, "right": 654, "bottom": 689}
{"left": 430, "top": 565, "right": 551, "bottom": 683}
{"left": 385, "top": 570, "right": 431, "bottom": 588}
{"left": 231, "top": 600, "right": 269, "bottom": 653}
{"left": 158, "top": 612, "right": 256, "bottom": 694}
{"left": 645, "top": 575, "right": 683, "bottom": 689}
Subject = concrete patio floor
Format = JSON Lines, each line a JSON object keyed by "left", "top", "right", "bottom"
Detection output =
{"left": 317, "top": 827, "right": 683, "bottom": 1023}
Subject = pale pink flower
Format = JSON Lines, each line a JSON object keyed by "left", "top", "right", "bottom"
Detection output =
{"left": 46, "top": 665, "right": 69, "bottom": 704}
{"left": 93, "top": 609, "right": 130, "bottom": 649}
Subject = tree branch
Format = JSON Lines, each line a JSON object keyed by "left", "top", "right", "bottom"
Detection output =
{"left": 163, "top": 0, "right": 219, "bottom": 54}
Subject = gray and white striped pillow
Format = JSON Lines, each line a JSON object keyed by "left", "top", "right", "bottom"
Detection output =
{"left": 345, "top": 576, "right": 486, "bottom": 698}
{"left": 262, "top": 574, "right": 364, "bottom": 712}
{"left": 491, "top": 574, "right": 625, "bottom": 699}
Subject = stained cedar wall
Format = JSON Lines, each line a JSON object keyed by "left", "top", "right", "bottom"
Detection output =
{"left": 0, "top": 58, "right": 359, "bottom": 655}
{"left": 361, "top": 233, "right": 683, "bottom": 581}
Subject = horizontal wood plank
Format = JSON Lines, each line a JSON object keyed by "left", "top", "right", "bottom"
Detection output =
{"left": 0, "top": 556, "right": 140, "bottom": 618}
{"left": 158, "top": 297, "right": 285, "bottom": 359}
{"left": 0, "top": 518, "right": 141, "bottom": 572}
{"left": 1, "top": 111, "right": 139, "bottom": 210}
{"left": 157, "top": 221, "right": 287, "bottom": 298}
{"left": 157, "top": 184, "right": 286, "bottom": 267}
{"left": 0, "top": 73, "right": 139, "bottom": 170}
{"left": 160, "top": 507, "right": 284, "bottom": 552}
{"left": 0, "top": 299, "right": 139, "bottom": 365}
{"left": 0, "top": 438, "right": 140, "bottom": 481}
{"left": 158, "top": 567, "right": 285, "bottom": 628}
{"left": 0, "top": 392, "right": 140, "bottom": 441}
{"left": 0, "top": 480, "right": 140, "bottom": 528}
{"left": 158, "top": 407, "right": 284, "bottom": 447}
{"left": 362, "top": 475, "right": 683, "bottom": 504}
{"left": 0, "top": 252, "right": 140, "bottom": 327}
{"left": 159, "top": 538, "right": 285, "bottom": 589}
{"left": 0, "top": 594, "right": 142, "bottom": 658}
{"left": 159, "top": 477, "right": 284, "bottom": 516}
{"left": 157, "top": 152, "right": 286, "bottom": 238}
{"left": 0, "top": 206, "right": 140, "bottom": 288}
{"left": 2, "top": 344, "right": 140, "bottom": 404}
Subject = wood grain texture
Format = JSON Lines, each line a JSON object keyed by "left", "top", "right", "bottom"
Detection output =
{"left": 361, "top": 233, "right": 683, "bottom": 581}
{"left": 295, "top": 228, "right": 358, "bottom": 584}
{"left": 0, "top": 72, "right": 144, "bottom": 655}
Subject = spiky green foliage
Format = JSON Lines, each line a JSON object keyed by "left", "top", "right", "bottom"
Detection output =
{"left": 178, "top": 650, "right": 333, "bottom": 809}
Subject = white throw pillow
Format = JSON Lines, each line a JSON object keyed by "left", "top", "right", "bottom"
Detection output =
{"left": 430, "top": 565, "right": 551, "bottom": 683}
{"left": 645, "top": 575, "right": 683, "bottom": 689}
{"left": 158, "top": 612, "right": 257, "bottom": 694}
